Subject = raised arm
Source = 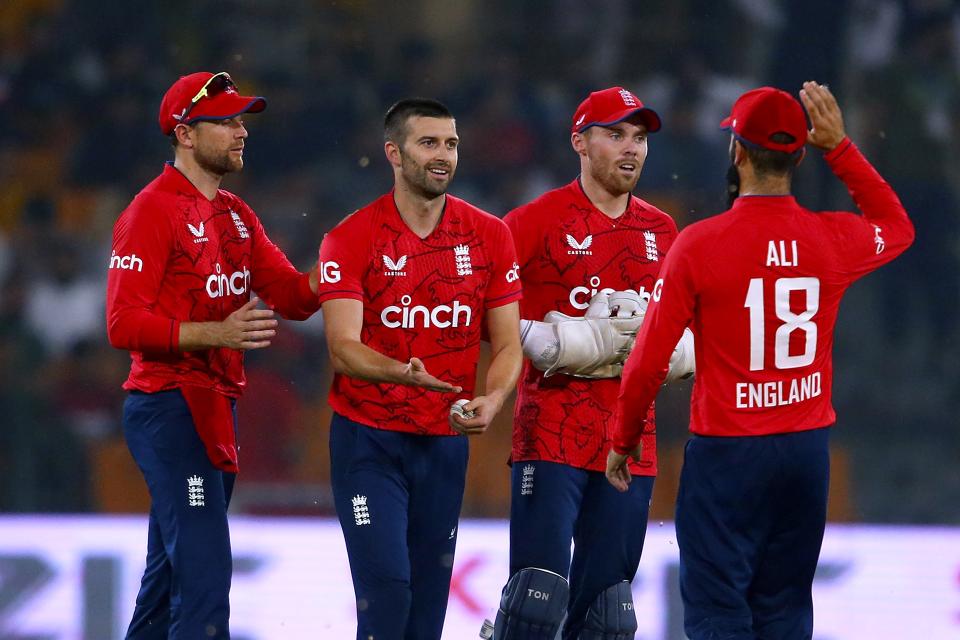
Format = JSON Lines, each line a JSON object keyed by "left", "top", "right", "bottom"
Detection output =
{"left": 801, "top": 81, "right": 914, "bottom": 274}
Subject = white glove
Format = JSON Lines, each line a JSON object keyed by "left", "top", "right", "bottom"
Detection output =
{"left": 665, "top": 327, "right": 695, "bottom": 383}
{"left": 520, "top": 290, "right": 648, "bottom": 379}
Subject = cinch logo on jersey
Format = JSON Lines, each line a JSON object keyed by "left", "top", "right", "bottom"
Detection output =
{"left": 383, "top": 254, "right": 407, "bottom": 277}
{"left": 569, "top": 276, "right": 649, "bottom": 310}
{"left": 566, "top": 234, "right": 593, "bottom": 255}
{"left": 109, "top": 251, "right": 143, "bottom": 272}
{"left": 206, "top": 263, "right": 251, "bottom": 298}
{"left": 187, "top": 222, "right": 209, "bottom": 243}
{"left": 506, "top": 262, "right": 520, "bottom": 283}
{"left": 381, "top": 295, "right": 473, "bottom": 329}
{"left": 230, "top": 210, "right": 250, "bottom": 239}
{"left": 320, "top": 261, "right": 341, "bottom": 284}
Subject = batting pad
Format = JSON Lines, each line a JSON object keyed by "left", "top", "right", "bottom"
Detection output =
{"left": 493, "top": 567, "right": 569, "bottom": 639}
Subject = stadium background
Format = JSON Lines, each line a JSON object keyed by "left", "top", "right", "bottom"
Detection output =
{"left": 0, "top": 0, "right": 958, "bottom": 637}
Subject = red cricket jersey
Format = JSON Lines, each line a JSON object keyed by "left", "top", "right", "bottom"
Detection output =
{"left": 106, "top": 163, "right": 319, "bottom": 397}
{"left": 317, "top": 192, "right": 522, "bottom": 436}
{"left": 615, "top": 139, "right": 915, "bottom": 451}
{"left": 504, "top": 179, "right": 678, "bottom": 474}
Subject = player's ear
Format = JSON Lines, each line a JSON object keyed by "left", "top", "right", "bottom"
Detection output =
{"left": 795, "top": 147, "right": 806, "bottom": 166}
{"left": 571, "top": 131, "right": 587, "bottom": 157}
{"left": 384, "top": 140, "right": 402, "bottom": 169}
{"left": 732, "top": 139, "right": 747, "bottom": 166}
{"left": 174, "top": 123, "right": 195, "bottom": 149}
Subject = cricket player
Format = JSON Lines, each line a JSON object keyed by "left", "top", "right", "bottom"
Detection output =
{"left": 317, "top": 98, "right": 522, "bottom": 640}
{"left": 493, "top": 87, "right": 694, "bottom": 639}
{"left": 106, "top": 71, "right": 321, "bottom": 639}
{"left": 607, "top": 82, "right": 914, "bottom": 639}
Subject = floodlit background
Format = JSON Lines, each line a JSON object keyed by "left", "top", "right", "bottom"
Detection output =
{"left": 0, "top": 1, "right": 958, "bottom": 637}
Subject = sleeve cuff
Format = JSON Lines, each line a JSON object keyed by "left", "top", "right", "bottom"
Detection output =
{"left": 485, "top": 289, "right": 523, "bottom": 310}
{"left": 296, "top": 271, "right": 321, "bottom": 312}
{"left": 823, "top": 137, "right": 853, "bottom": 162}
{"left": 317, "top": 289, "right": 364, "bottom": 305}
{"left": 170, "top": 318, "right": 181, "bottom": 353}
{"left": 613, "top": 442, "right": 634, "bottom": 455}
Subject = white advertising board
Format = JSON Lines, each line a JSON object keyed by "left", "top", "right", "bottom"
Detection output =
{"left": 0, "top": 517, "right": 957, "bottom": 639}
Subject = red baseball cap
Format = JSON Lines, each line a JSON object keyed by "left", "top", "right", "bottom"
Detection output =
{"left": 572, "top": 86, "right": 661, "bottom": 134}
{"left": 158, "top": 71, "right": 266, "bottom": 135}
{"left": 720, "top": 87, "right": 807, "bottom": 153}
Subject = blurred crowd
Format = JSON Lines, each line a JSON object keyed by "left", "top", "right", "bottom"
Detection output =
{"left": 0, "top": 0, "right": 957, "bottom": 522}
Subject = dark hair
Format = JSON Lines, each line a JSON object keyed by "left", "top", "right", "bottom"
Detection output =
{"left": 384, "top": 98, "right": 453, "bottom": 145}
{"left": 741, "top": 132, "right": 801, "bottom": 178}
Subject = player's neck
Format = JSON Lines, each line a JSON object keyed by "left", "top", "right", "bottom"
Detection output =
{"left": 579, "top": 174, "right": 630, "bottom": 219}
{"left": 393, "top": 185, "right": 446, "bottom": 239}
{"left": 737, "top": 164, "right": 791, "bottom": 197}
{"left": 174, "top": 155, "right": 224, "bottom": 201}
{"left": 738, "top": 176, "right": 792, "bottom": 197}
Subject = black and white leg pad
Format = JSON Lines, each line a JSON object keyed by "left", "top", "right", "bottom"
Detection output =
{"left": 493, "top": 567, "right": 569, "bottom": 640}
{"left": 579, "top": 581, "right": 638, "bottom": 640}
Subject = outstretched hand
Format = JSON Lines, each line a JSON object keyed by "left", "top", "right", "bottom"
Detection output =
{"left": 800, "top": 81, "right": 846, "bottom": 152}
{"left": 401, "top": 357, "right": 463, "bottom": 393}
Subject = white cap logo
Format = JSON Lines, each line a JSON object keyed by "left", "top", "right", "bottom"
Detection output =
{"left": 618, "top": 89, "right": 637, "bottom": 107}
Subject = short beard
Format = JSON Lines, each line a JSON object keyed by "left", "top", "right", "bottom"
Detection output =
{"left": 725, "top": 164, "right": 740, "bottom": 208}
{"left": 400, "top": 151, "right": 450, "bottom": 199}
{"left": 590, "top": 160, "right": 639, "bottom": 197}
{"left": 196, "top": 146, "right": 241, "bottom": 177}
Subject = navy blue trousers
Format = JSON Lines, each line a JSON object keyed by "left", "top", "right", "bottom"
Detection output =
{"left": 677, "top": 427, "right": 830, "bottom": 640}
{"left": 508, "top": 460, "right": 654, "bottom": 640}
{"left": 123, "top": 390, "right": 237, "bottom": 640}
{"left": 330, "top": 413, "right": 469, "bottom": 640}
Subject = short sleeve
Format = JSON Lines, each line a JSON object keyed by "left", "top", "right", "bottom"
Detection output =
{"left": 317, "top": 218, "right": 367, "bottom": 304}
{"left": 484, "top": 217, "right": 523, "bottom": 309}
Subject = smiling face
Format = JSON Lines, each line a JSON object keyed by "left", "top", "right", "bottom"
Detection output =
{"left": 575, "top": 119, "right": 649, "bottom": 196}
{"left": 188, "top": 116, "right": 248, "bottom": 176}
{"left": 388, "top": 115, "right": 459, "bottom": 199}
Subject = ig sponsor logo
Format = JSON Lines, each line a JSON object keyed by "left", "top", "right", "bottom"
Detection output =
{"left": 381, "top": 295, "right": 473, "bottom": 329}
{"left": 206, "top": 264, "right": 251, "bottom": 299}
{"left": 320, "top": 261, "right": 341, "bottom": 284}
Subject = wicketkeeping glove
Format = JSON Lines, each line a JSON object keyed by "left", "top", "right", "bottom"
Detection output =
{"left": 520, "top": 290, "right": 648, "bottom": 379}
